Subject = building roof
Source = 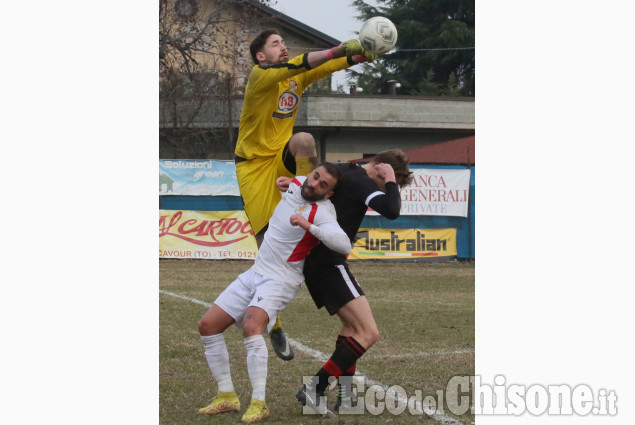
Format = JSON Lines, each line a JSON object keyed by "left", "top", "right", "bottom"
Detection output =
{"left": 356, "top": 136, "right": 475, "bottom": 165}
{"left": 242, "top": 0, "right": 341, "bottom": 45}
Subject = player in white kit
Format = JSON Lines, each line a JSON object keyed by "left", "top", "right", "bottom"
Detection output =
{"left": 197, "top": 163, "right": 351, "bottom": 423}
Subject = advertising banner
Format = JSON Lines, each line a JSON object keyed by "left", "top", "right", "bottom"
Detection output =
{"left": 159, "top": 159, "right": 240, "bottom": 196}
{"left": 159, "top": 210, "right": 258, "bottom": 260}
{"left": 349, "top": 228, "right": 457, "bottom": 260}
{"left": 367, "top": 168, "right": 470, "bottom": 217}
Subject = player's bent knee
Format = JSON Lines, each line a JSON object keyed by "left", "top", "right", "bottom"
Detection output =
{"left": 242, "top": 320, "right": 267, "bottom": 338}
{"left": 290, "top": 132, "right": 316, "bottom": 153}
{"left": 367, "top": 327, "right": 380, "bottom": 347}
{"left": 198, "top": 316, "right": 229, "bottom": 336}
{"left": 198, "top": 318, "right": 213, "bottom": 336}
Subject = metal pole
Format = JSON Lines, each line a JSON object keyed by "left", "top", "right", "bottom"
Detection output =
{"left": 467, "top": 145, "right": 473, "bottom": 261}
{"left": 227, "top": 75, "right": 234, "bottom": 154}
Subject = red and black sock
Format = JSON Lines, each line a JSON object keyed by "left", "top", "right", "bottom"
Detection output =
{"left": 336, "top": 335, "right": 356, "bottom": 396}
{"left": 313, "top": 335, "right": 366, "bottom": 393}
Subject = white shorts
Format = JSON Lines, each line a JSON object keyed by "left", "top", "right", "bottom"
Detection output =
{"left": 214, "top": 267, "right": 299, "bottom": 333}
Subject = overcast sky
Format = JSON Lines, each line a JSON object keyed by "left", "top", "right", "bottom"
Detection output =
{"left": 269, "top": 0, "right": 380, "bottom": 90}
{"left": 271, "top": 0, "right": 370, "bottom": 41}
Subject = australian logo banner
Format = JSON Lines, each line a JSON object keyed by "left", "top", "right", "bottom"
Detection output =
{"left": 349, "top": 228, "right": 457, "bottom": 260}
{"left": 159, "top": 159, "right": 240, "bottom": 196}
{"left": 159, "top": 210, "right": 258, "bottom": 259}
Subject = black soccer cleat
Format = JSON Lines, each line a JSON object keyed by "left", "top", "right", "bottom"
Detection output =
{"left": 296, "top": 385, "right": 336, "bottom": 418}
{"left": 334, "top": 391, "right": 359, "bottom": 414}
{"left": 269, "top": 327, "right": 294, "bottom": 361}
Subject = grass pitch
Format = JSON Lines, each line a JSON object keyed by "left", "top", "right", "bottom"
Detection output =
{"left": 160, "top": 259, "right": 474, "bottom": 424}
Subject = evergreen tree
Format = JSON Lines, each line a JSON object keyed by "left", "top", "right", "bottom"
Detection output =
{"left": 350, "top": 0, "right": 474, "bottom": 96}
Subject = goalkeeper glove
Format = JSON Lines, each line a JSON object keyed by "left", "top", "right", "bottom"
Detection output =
{"left": 329, "top": 39, "right": 364, "bottom": 59}
{"left": 352, "top": 51, "right": 378, "bottom": 63}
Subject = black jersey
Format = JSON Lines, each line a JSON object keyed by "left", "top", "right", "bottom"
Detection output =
{"left": 304, "top": 162, "right": 401, "bottom": 270}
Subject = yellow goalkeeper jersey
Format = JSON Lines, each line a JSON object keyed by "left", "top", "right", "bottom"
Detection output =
{"left": 235, "top": 54, "right": 351, "bottom": 159}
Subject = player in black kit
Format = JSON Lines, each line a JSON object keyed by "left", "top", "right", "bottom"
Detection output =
{"left": 277, "top": 150, "right": 413, "bottom": 416}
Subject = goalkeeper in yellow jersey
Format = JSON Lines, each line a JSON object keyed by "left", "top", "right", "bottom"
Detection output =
{"left": 234, "top": 29, "right": 376, "bottom": 363}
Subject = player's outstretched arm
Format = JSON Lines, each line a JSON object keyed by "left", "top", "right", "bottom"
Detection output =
{"left": 306, "top": 39, "right": 376, "bottom": 68}
{"left": 290, "top": 214, "right": 351, "bottom": 255}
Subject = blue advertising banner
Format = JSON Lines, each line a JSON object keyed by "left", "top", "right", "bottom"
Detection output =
{"left": 159, "top": 159, "right": 240, "bottom": 196}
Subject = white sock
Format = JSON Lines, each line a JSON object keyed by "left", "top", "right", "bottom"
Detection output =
{"left": 200, "top": 334, "right": 234, "bottom": 393}
{"left": 244, "top": 334, "right": 268, "bottom": 401}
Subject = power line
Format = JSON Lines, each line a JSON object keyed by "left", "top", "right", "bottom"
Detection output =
{"left": 399, "top": 47, "right": 474, "bottom": 51}
{"left": 288, "top": 46, "right": 474, "bottom": 52}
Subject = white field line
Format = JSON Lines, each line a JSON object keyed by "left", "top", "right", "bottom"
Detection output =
{"left": 160, "top": 289, "right": 464, "bottom": 425}
{"left": 366, "top": 349, "right": 474, "bottom": 360}
{"left": 286, "top": 339, "right": 330, "bottom": 362}
{"left": 160, "top": 289, "right": 212, "bottom": 307}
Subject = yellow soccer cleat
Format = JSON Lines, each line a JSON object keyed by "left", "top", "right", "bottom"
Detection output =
{"left": 197, "top": 391, "right": 240, "bottom": 415}
{"left": 241, "top": 398, "right": 270, "bottom": 423}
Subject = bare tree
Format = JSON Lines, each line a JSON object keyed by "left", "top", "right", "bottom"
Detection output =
{"left": 159, "top": 0, "right": 275, "bottom": 159}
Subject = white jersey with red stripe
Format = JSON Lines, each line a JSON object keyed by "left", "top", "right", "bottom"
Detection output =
{"left": 252, "top": 176, "right": 349, "bottom": 287}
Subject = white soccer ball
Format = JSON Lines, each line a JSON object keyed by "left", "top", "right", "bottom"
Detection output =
{"left": 358, "top": 16, "right": 398, "bottom": 55}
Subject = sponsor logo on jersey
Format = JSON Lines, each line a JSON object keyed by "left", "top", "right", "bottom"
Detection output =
{"left": 272, "top": 111, "right": 294, "bottom": 119}
{"left": 289, "top": 80, "right": 298, "bottom": 91}
{"left": 277, "top": 90, "right": 299, "bottom": 113}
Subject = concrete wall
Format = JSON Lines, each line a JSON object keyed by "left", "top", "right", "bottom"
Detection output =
{"left": 160, "top": 94, "right": 474, "bottom": 161}
{"left": 296, "top": 95, "right": 475, "bottom": 130}
{"left": 162, "top": 94, "right": 473, "bottom": 129}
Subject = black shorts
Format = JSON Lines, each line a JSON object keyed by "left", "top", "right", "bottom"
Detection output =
{"left": 304, "top": 263, "right": 365, "bottom": 315}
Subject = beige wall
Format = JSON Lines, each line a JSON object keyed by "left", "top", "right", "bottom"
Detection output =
{"left": 324, "top": 152, "right": 364, "bottom": 163}
{"left": 164, "top": 0, "right": 336, "bottom": 90}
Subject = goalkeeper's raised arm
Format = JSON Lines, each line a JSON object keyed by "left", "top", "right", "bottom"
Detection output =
{"left": 305, "top": 39, "right": 378, "bottom": 68}
{"left": 250, "top": 29, "right": 377, "bottom": 70}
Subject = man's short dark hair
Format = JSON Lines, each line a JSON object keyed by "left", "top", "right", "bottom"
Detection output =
{"left": 319, "top": 162, "right": 342, "bottom": 192}
{"left": 250, "top": 29, "right": 280, "bottom": 64}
